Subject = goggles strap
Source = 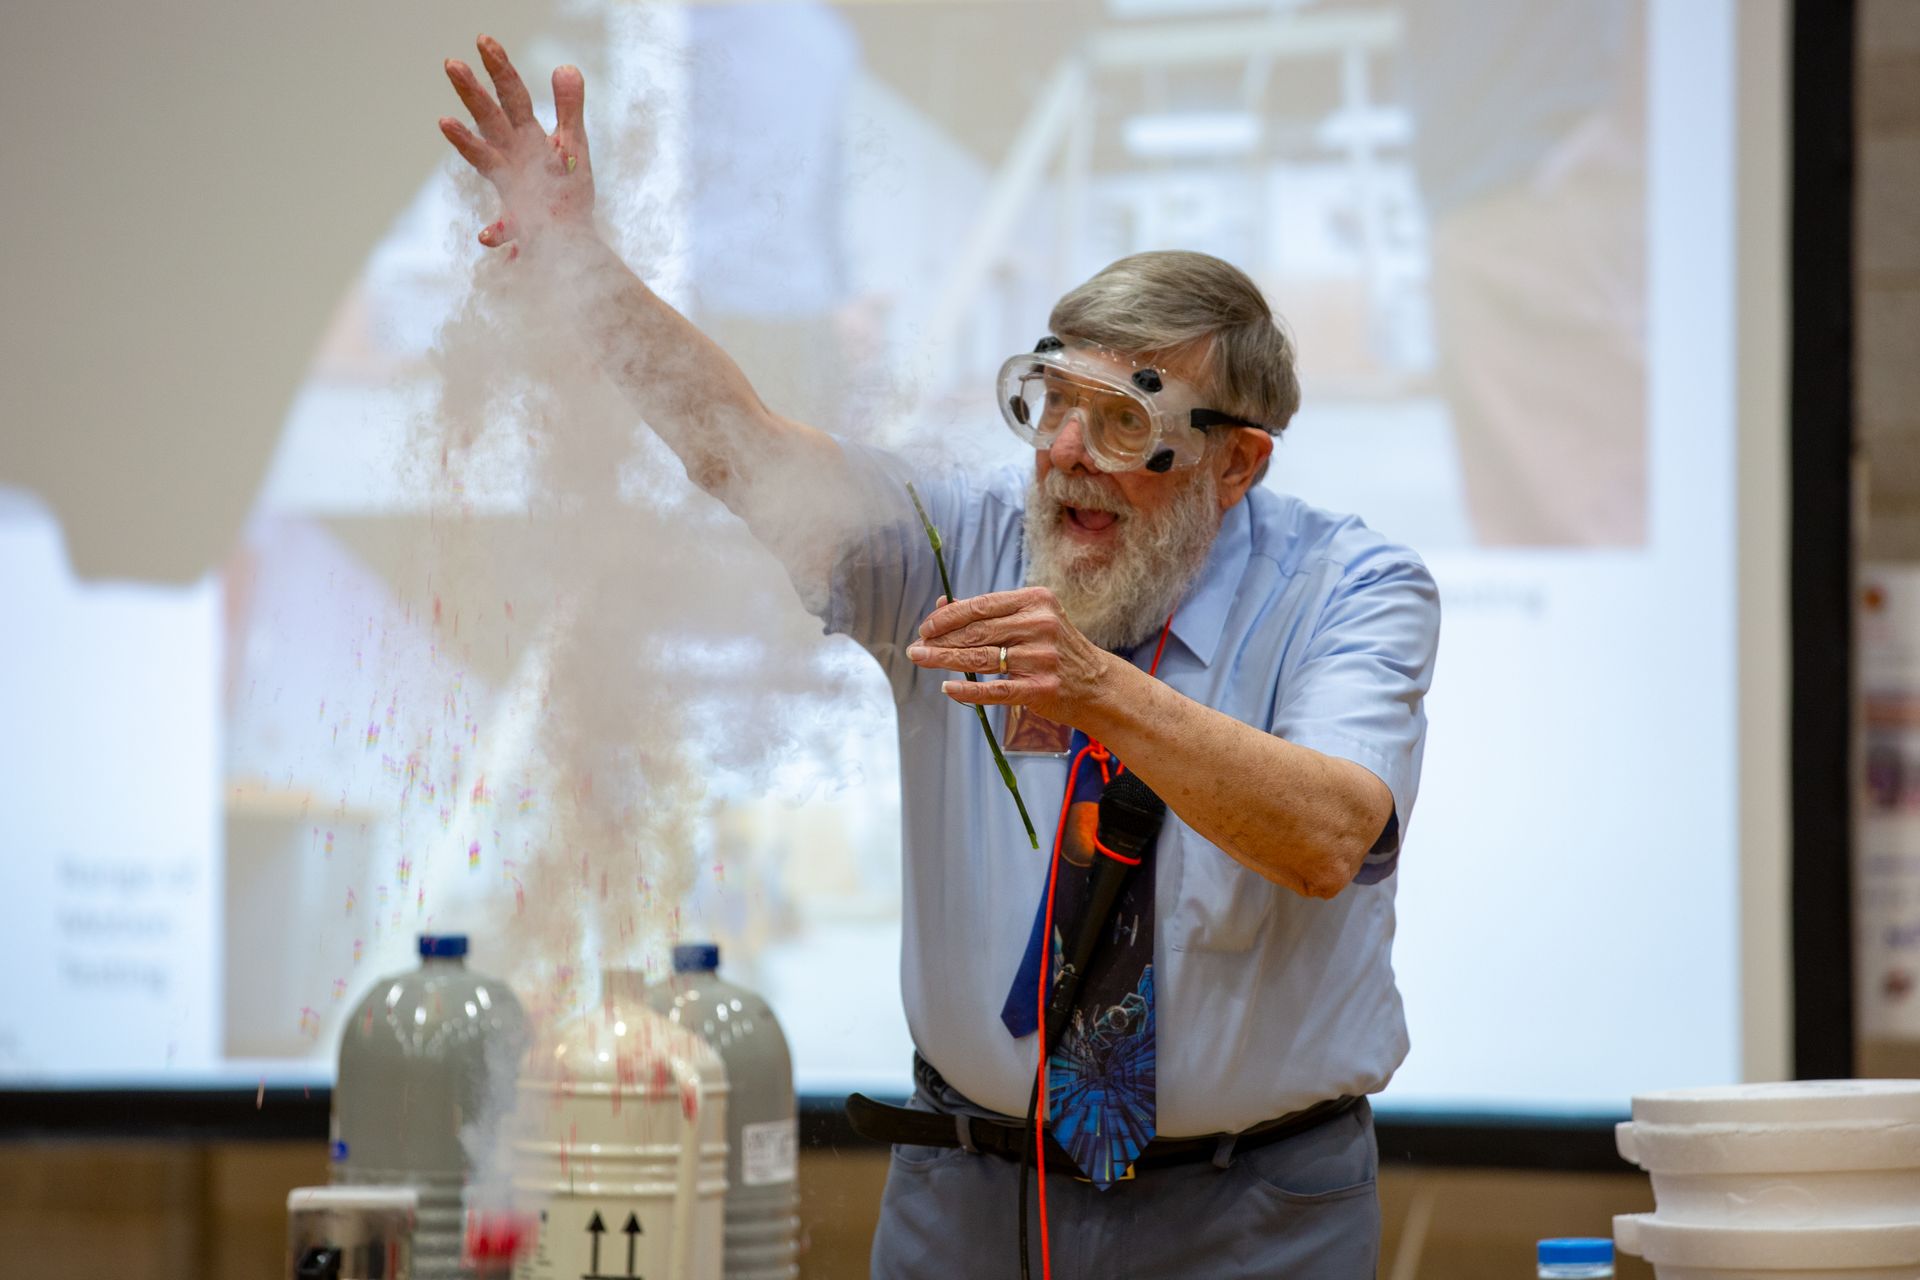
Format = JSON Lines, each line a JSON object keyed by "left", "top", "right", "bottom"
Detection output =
{"left": 1188, "top": 407, "right": 1272, "bottom": 435}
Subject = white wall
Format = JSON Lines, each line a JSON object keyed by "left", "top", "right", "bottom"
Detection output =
{"left": 0, "top": 0, "right": 544, "bottom": 582}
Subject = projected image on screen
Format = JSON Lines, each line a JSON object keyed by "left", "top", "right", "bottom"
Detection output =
{"left": 0, "top": 0, "right": 1757, "bottom": 1118}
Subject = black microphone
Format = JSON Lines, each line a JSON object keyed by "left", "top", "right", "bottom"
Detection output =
{"left": 1044, "top": 772, "right": 1167, "bottom": 1048}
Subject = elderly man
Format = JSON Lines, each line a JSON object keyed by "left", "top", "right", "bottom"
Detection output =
{"left": 442, "top": 36, "right": 1438, "bottom": 1278}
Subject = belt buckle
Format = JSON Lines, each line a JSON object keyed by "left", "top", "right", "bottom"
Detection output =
{"left": 1072, "top": 1163, "right": 1137, "bottom": 1184}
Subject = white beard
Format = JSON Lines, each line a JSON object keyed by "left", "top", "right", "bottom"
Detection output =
{"left": 1023, "top": 466, "right": 1222, "bottom": 651}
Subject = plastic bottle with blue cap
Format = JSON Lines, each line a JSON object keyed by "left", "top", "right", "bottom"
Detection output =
{"left": 648, "top": 942, "right": 799, "bottom": 1280}
{"left": 333, "top": 933, "right": 528, "bottom": 1279}
{"left": 1537, "top": 1237, "right": 1614, "bottom": 1278}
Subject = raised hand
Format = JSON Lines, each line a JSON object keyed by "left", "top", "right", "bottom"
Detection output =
{"left": 439, "top": 35, "right": 595, "bottom": 254}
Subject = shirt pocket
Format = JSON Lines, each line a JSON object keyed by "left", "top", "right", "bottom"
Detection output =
{"left": 1168, "top": 826, "right": 1277, "bottom": 953}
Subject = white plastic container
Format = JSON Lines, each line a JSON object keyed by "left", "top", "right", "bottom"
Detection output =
{"left": 1614, "top": 1214, "right": 1920, "bottom": 1280}
{"left": 1615, "top": 1081, "right": 1920, "bottom": 1227}
{"left": 509, "top": 968, "right": 729, "bottom": 1280}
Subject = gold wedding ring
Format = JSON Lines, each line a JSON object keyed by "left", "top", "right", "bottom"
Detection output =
{"left": 997, "top": 645, "right": 1009, "bottom": 675}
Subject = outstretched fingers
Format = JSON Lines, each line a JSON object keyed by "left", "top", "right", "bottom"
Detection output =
{"left": 441, "top": 39, "right": 593, "bottom": 252}
{"left": 552, "top": 65, "right": 588, "bottom": 153}
{"left": 444, "top": 58, "right": 513, "bottom": 148}
{"left": 439, "top": 117, "right": 503, "bottom": 176}
{"left": 477, "top": 35, "right": 537, "bottom": 131}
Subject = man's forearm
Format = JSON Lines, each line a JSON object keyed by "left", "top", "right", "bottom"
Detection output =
{"left": 1075, "top": 657, "right": 1394, "bottom": 899}
{"left": 531, "top": 230, "right": 860, "bottom": 597}
{"left": 543, "top": 229, "right": 846, "bottom": 514}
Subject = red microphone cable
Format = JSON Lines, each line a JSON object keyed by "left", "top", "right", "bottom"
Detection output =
{"left": 1023, "top": 614, "right": 1171, "bottom": 1280}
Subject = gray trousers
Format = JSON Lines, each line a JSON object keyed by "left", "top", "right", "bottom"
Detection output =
{"left": 868, "top": 1079, "right": 1380, "bottom": 1279}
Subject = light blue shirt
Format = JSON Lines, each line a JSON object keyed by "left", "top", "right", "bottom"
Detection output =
{"left": 826, "top": 445, "right": 1441, "bottom": 1135}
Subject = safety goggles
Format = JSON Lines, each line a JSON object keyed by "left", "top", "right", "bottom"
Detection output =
{"left": 996, "top": 336, "right": 1271, "bottom": 473}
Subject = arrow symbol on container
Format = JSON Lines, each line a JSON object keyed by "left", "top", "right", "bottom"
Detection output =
{"left": 585, "top": 1210, "right": 606, "bottom": 1278}
{"left": 622, "top": 1212, "right": 641, "bottom": 1277}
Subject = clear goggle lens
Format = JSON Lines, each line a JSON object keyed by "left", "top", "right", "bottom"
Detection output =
{"left": 1007, "top": 368, "right": 1161, "bottom": 469}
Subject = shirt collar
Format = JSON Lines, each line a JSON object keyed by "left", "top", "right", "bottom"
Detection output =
{"left": 1159, "top": 494, "right": 1250, "bottom": 669}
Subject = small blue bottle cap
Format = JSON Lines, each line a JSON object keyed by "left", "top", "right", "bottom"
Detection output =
{"left": 1538, "top": 1239, "right": 1613, "bottom": 1265}
{"left": 419, "top": 934, "right": 468, "bottom": 958}
{"left": 672, "top": 943, "right": 720, "bottom": 973}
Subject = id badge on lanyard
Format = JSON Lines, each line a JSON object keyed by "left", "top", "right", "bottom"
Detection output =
{"left": 1000, "top": 618, "right": 1175, "bottom": 755}
{"left": 1000, "top": 704, "right": 1074, "bottom": 756}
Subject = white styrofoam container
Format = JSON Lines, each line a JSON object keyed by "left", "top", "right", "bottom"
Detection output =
{"left": 1627, "top": 1082, "right": 1920, "bottom": 1128}
{"left": 1614, "top": 1214, "right": 1920, "bottom": 1279}
{"left": 1615, "top": 1082, "right": 1920, "bottom": 1226}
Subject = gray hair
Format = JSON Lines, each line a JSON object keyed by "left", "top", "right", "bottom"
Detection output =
{"left": 1047, "top": 250, "right": 1302, "bottom": 440}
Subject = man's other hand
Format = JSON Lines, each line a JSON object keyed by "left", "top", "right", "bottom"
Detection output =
{"left": 439, "top": 35, "right": 596, "bottom": 255}
{"left": 906, "top": 588, "right": 1125, "bottom": 728}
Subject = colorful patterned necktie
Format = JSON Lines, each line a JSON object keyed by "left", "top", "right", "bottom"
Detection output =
{"left": 999, "top": 728, "right": 1160, "bottom": 1189}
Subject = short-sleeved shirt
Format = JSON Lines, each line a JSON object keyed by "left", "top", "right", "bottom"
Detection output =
{"left": 824, "top": 444, "right": 1441, "bottom": 1135}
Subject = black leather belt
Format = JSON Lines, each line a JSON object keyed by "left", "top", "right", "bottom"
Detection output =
{"left": 845, "top": 1057, "right": 1359, "bottom": 1179}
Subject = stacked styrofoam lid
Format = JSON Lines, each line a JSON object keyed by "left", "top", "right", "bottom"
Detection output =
{"left": 1614, "top": 1081, "right": 1920, "bottom": 1278}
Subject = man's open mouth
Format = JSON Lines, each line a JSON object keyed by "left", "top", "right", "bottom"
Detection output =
{"left": 1064, "top": 505, "right": 1120, "bottom": 533}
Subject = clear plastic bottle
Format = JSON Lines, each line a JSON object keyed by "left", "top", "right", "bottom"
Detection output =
{"left": 648, "top": 943, "right": 799, "bottom": 1280}
{"left": 1537, "top": 1237, "right": 1614, "bottom": 1278}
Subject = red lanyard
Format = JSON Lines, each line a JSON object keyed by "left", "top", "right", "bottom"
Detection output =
{"left": 1045, "top": 614, "right": 1174, "bottom": 865}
